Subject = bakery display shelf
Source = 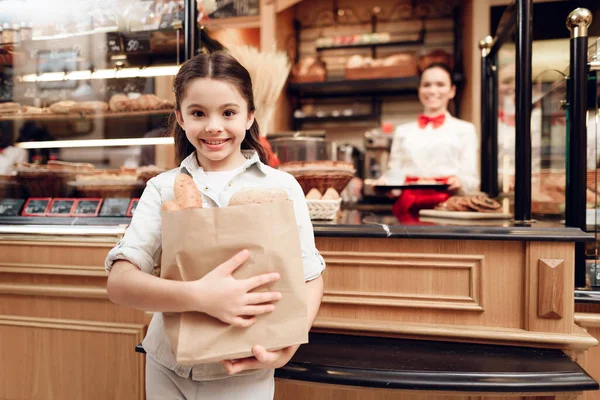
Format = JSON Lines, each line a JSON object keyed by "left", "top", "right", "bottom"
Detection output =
{"left": 288, "top": 74, "right": 463, "bottom": 98}
{"left": 0, "top": 109, "right": 173, "bottom": 122}
{"left": 294, "top": 114, "right": 379, "bottom": 123}
{"left": 200, "top": 15, "right": 261, "bottom": 29}
{"left": 316, "top": 38, "right": 424, "bottom": 52}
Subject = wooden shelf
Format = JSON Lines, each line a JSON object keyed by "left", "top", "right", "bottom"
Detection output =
{"left": 294, "top": 114, "right": 379, "bottom": 124}
{"left": 288, "top": 73, "right": 464, "bottom": 98}
{"left": 316, "top": 38, "right": 424, "bottom": 52}
{"left": 199, "top": 15, "right": 261, "bottom": 30}
{"left": 288, "top": 76, "right": 420, "bottom": 98}
{"left": 0, "top": 109, "right": 172, "bottom": 122}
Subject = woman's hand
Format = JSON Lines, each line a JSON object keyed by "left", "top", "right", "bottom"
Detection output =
{"left": 187, "top": 249, "right": 282, "bottom": 328}
{"left": 221, "top": 344, "right": 299, "bottom": 375}
{"left": 446, "top": 176, "right": 461, "bottom": 192}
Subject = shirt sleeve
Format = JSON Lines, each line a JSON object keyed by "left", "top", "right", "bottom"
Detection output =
{"left": 382, "top": 129, "right": 407, "bottom": 183}
{"left": 458, "top": 124, "right": 480, "bottom": 194}
{"left": 105, "top": 179, "right": 163, "bottom": 274}
{"left": 288, "top": 178, "right": 326, "bottom": 282}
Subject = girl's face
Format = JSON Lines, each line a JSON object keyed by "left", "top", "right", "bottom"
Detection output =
{"left": 418, "top": 67, "right": 456, "bottom": 115}
{"left": 176, "top": 78, "right": 254, "bottom": 171}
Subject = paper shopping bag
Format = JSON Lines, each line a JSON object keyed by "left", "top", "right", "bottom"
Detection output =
{"left": 160, "top": 201, "right": 308, "bottom": 364}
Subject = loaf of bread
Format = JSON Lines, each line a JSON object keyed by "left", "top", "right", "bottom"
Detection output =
{"left": 228, "top": 188, "right": 289, "bottom": 206}
{"left": 71, "top": 101, "right": 109, "bottom": 114}
{"left": 162, "top": 169, "right": 203, "bottom": 212}
{"left": 109, "top": 94, "right": 130, "bottom": 112}
{"left": 49, "top": 100, "right": 77, "bottom": 114}
{"left": 306, "top": 188, "right": 322, "bottom": 200}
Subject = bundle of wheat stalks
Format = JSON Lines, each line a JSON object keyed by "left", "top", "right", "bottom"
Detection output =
{"left": 228, "top": 45, "right": 291, "bottom": 136}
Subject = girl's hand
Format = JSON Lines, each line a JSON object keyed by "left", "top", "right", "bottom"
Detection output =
{"left": 446, "top": 176, "right": 461, "bottom": 192}
{"left": 221, "top": 344, "right": 299, "bottom": 375}
{"left": 189, "top": 250, "right": 282, "bottom": 328}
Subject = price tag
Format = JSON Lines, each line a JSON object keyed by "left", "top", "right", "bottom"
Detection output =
{"left": 123, "top": 32, "right": 151, "bottom": 54}
{"left": 106, "top": 32, "right": 122, "bottom": 54}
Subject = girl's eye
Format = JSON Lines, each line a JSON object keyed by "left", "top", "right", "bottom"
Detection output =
{"left": 192, "top": 110, "right": 205, "bottom": 117}
{"left": 223, "top": 109, "right": 236, "bottom": 117}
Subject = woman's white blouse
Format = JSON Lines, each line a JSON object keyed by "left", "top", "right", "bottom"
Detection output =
{"left": 383, "top": 113, "right": 480, "bottom": 194}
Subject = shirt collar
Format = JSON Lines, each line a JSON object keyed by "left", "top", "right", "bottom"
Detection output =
{"left": 180, "top": 150, "right": 268, "bottom": 175}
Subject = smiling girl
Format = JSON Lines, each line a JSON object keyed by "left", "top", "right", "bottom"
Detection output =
{"left": 379, "top": 63, "right": 480, "bottom": 222}
{"left": 104, "top": 51, "right": 325, "bottom": 399}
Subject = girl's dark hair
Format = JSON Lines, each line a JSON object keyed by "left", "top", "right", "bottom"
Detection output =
{"left": 419, "top": 62, "right": 454, "bottom": 86}
{"left": 169, "top": 51, "right": 268, "bottom": 165}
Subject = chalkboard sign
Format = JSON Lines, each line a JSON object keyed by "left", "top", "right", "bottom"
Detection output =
{"left": 48, "top": 198, "right": 77, "bottom": 216}
{"left": 127, "top": 198, "right": 140, "bottom": 217}
{"left": 106, "top": 32, "right": 123, "bottom": 54}
{"left": 0, "top": 199, "right": 25, "bottom": 217}
{"left": 123, "top": 32, "right": 151, "bottom": 54}
{"left": 100, "top": 198, "right": 131, "bottom": 217}
{"left": 73, "top": 199, "right": 103, "bottom": 217}
{"left": 22, "top": 198, "right": 51, "bottom": 216}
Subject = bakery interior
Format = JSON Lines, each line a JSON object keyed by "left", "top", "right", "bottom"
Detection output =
{"left": 2, "top": 0, "right": 600, "bottom": 399}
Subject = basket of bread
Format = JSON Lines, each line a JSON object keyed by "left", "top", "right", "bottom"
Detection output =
{"left": 15, "top": 161, "right": 95, "bottom": 197}
{"left": 305, "top": 187, "right": 341, "bottom": 220}
{"left": 137, "top": 165, "right": 166, "bottom": 184}
{"left": 280, "top": 160, "right": 355, "bottom": 195}
{"left": 69, "top": 169, "right": 143, "bottom": 198}
{"left": 344, "top": 53, "right": 417, "bottom": 80}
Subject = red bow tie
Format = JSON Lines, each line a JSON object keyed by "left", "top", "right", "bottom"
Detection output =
{"left": 417, "top": 114, "right": 446, "bottom": 129}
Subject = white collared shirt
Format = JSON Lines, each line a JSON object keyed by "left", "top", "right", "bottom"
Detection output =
{"left": 383, "top": 113, "right": 480, "bottom": 194}
{"left": 104, "top": 150, "right": 325, "bottom": 381}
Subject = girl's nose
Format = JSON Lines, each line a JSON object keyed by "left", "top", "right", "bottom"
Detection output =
{"left": 205, "top": 117, "right": 223, "bottom": 133}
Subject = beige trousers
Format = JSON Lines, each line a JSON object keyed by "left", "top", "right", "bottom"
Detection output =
{"left": 145, "top": 355, "right": 275, "bottom": 400}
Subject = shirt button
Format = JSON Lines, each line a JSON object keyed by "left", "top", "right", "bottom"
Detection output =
{"left": 204, "top": 187, "right": 208, "bottom": 190}
{"left": 228, "top": 182, "right": 232, "bottom": 187}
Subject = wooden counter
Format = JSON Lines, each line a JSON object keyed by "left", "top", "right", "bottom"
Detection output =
{"left": 0, "top": 221, "right": 598, "bottom": 400}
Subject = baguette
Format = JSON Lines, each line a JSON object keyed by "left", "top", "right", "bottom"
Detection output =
{"left": 161, "top": 200, "right": 180, "bottom": 212}
{"left": 174, "top": 173, "right": 203, "bottom": 209}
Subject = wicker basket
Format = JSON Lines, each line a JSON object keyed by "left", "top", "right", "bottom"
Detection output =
{"left": 69, "top": 182, "right": 143, "bottom": 198}
{"left": 16, "top": 170, "right": 77, "bottom": 197}
{"left": 137, "top": 169, "right": 164, "bottom": 185}
{"left": 292, "top": 171, "right": 354, "bottom": 195}
{"left": 307, "top": 198, "right": 342, "bottom": 220}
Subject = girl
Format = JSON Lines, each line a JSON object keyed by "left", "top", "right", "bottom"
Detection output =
{"left": 105, "top": 51, "right": 325, "bottom": 400}
{"left": 379, "top": 63, "right": 479, "bottom": 222}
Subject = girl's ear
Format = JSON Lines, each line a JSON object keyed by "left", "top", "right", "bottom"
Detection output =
{"left": 175, "top": 110, "right": 185, "bottom": 130}
{"left": 246, "top": 111, "right": 255, "bottom": 130}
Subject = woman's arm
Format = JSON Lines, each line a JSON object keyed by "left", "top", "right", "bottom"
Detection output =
{"left": 458, "top": 125, "right": 480, "bottom": 194}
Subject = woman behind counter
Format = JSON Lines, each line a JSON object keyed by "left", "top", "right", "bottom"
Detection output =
{"left": 379, "top": 62, "right": 480, "bottom": 222}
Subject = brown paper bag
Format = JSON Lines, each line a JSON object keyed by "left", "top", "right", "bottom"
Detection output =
{"left": 160, "top": 201, "right": 308, "bottom": 364}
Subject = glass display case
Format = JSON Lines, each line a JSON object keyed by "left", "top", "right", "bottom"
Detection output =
{"left": 0, "top": 0, "right": 186, "bottom": 219}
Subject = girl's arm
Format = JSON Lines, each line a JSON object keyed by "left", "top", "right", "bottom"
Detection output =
{"left": 107, "top": 250, "right": 282, "bottom": 328}
{"left": 221, "top": 273, "right": 324, "bottom": 375}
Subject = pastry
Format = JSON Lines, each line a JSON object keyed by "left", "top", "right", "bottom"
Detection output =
{"left": 71, "top": 101, "right": 109, "bottom": 114}
{"left": 108, "top": 94, "right": 130, "bottom": 112}
{"left": 0, "top": 102, "right": 21, "bottom": 114}
{"left": 444, "top": 196, "right": 471, "bottom": 211}
{"left": 468, "top": 195, "right": 501, "bottom": 212}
